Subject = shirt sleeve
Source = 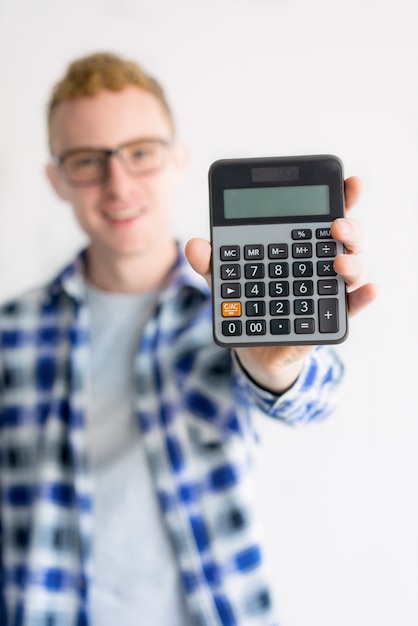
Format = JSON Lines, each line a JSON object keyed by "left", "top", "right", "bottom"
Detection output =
{"left": 232, "top": 345, "right": 344, "bottom": 426}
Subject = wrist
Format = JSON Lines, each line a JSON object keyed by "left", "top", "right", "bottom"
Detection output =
{"left": 233, "top": 349, "right": 305, "bottom": 395}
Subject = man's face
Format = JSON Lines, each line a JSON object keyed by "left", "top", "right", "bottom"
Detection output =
{"left": 47, "top": 86, "right": 186, "bottom": 261}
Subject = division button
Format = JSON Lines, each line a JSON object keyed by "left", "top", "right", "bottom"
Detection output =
{"left": 316, "top": 241, "right": 337, "bottom": 257}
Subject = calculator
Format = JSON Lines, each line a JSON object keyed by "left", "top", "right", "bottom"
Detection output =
{"left": 209, "top": 154, "right": 348, "bottom": 347}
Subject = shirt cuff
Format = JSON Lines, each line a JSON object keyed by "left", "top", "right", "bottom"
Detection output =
{"left": 231, "top": 346, "right": 344, "bottom": 425}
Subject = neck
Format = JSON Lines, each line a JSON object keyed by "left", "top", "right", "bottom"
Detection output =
{"left": 85, "top": 237, "right": 178, "bottom": 293}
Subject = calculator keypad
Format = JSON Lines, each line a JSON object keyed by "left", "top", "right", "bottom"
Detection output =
{"left": 213, "top": 223, "right": 347, "bottom": 346}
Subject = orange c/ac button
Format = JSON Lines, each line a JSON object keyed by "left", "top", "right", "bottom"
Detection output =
{"left": 222, "top": 301, "right": 242, "bottom": 317}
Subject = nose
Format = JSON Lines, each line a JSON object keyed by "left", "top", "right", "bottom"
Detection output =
{"left": 104, "top": 152, "right": 136, "bottom": 197}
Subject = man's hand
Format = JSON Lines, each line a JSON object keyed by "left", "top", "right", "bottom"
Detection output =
{"left": 185, "top": 176, "right": 377, "bottom": 394}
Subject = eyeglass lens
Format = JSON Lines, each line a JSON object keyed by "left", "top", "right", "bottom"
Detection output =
{"left": 61, "top": 139, "right": 170, "bottom": 184}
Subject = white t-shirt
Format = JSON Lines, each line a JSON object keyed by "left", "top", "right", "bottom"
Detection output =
{"left": 86, "top": 285, "right": 192, "bottom": 626}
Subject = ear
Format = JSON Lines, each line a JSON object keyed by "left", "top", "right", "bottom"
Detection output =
{"left": 171, "top": 142, "right": 190, "bottom": 180}
{"left": 45, "top": 162, "right": 71, "bottom": 201}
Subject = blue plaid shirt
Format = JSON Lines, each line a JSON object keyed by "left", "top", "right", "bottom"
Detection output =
{"left": 0, "top": 248, "right": 343, "bottom": 626}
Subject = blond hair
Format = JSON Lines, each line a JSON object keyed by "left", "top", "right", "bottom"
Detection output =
{"left": 47, "top": 52, "right": 175, "bottom": 135}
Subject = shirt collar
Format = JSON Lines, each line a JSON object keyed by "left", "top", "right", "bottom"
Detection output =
{"left": 46, "top": 244, "right": 210, "bottom": 305}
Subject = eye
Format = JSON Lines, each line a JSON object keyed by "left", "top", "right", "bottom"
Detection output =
{"left": 68, "top": 152, "right": 103, "bottom": 170}
{"left": 131, "top": 146, "right": 153, "bottom": 160}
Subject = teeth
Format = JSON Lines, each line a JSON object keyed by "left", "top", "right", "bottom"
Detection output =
{"left": 106, "top": 207, "right": 141, "bottom": 220}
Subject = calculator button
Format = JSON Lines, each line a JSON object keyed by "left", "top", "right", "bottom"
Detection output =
{"left": 316, "top": 241, "right": 336, "bottom": 257}
{"left": 221, "top": 264, "right": 241, "bottom": 280}
{"left": 292, "top": 261, "right": 313, "bottom": 277}
{"left": 269, "top": 300, "right": 290, "bottom": 316}
{"left": 316, "top": 228, "right": 332, "bottom": 239}
{"left": 318, "top": 298, "right": 339, "bottom": 333}
{"left": 244, "top": 244, "right": 264, "bottom": 260}
{"left": 292, "top": 229, "right": 312, "bottom": 240}
{"left": 222, "top": 320, "right": 242, "bottom": 336}
{"left": 246, "top": 320, "right": 266, "bottom": 336}
{"left": 244, "top": 263, "right": 264, "bottom": 279}
{"left": 245, "top": 282, "right": 265, "bottom": 298}
{"left": 269, "top": 281, "right": 289, "bottom": 297}
{"left": 270, "top": 319, "right": 290, "bottom": 335}
{"left": 268, "top": 243, "right": 288, "bottom": 259}
{"left": 293, "top": 280, "right": 314, "bottom": 296}
{"left": 317, "top": 279, "right": 338, "bottom": 295}
{"left": 246, "top": 301, "right": 265, "bottom": 317}
{"left": 221, "top": 283, "right": 241, "bottom": 298}
{"left": 222, "top": 302, "right": 241, "bottom": 317}
{"left": 294, "top": 299, "right": 314, "bottom": 315}
{"left": 295, "top": 319, "right": 315, "bottom": 334}
{"left": 317, "top": 261, "right": 336, "bottom": 276}
{"left": 268, "top": 262, "right": 289, "bottom": 278}
{"left": 220, "top": 245, "right": 240, "bottom": 261}
{"left": 292, "top": 243, "right": 312, "bottom": 258}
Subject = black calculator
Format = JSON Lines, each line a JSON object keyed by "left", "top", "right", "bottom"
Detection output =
{"left": 209, "top": 154, "right": 348, "bottom": 347}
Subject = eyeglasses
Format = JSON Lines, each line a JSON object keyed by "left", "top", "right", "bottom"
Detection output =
{"left": 53, "top": 137, "right": 173, "bottom": 186}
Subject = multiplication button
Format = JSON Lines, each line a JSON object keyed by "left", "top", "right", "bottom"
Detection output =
{"left": 317, "top": 261, "right": 336, "bottom": 276}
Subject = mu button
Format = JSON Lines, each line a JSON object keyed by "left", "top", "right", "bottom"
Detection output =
{"left": 222, "top": 301, "right": 242, "bottom": 317}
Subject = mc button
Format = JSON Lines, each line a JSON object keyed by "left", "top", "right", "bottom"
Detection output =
{"left": 220, "top": 245, "right": 240, "bottom": 261}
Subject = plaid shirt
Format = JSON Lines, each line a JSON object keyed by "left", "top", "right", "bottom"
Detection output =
{"left": 0, "top": 249, "right": 343, "bottom": 626}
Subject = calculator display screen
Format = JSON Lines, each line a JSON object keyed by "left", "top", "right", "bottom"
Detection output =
{"left": 223, "top": 185, "right": 330, "bottom": 219}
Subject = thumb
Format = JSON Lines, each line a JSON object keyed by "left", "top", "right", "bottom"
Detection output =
{"left": 184, "top": 238, "right": 212, "bottom": 288}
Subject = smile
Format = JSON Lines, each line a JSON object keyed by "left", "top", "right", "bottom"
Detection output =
{"left": 104, "top": 207, "right": 144, "bottom": 221}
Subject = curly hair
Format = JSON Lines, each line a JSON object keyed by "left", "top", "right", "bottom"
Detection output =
{"left": 47, "top": 52, "right": 175, "bottom": 134}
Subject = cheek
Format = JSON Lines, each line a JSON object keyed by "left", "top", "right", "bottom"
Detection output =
{"left": 152, "top": 170, "right": 181, "bottom": 208}
{"left": 69, "top": 191, "right": 100, "bottom": 228}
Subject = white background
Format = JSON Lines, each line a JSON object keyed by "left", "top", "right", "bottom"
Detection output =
{"left": 0, "top": 1, "right": 417, "bottom": 624}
